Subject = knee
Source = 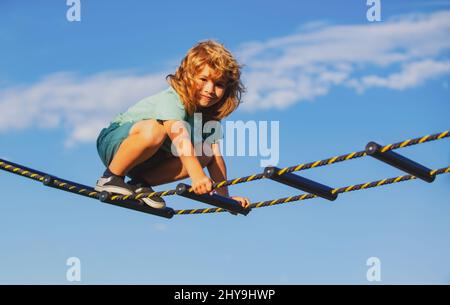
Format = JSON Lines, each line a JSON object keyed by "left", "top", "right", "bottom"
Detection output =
{"left": 132, "top": 119, "right": 167, "bottom": 148}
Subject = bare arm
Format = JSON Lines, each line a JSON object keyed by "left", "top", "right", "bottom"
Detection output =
{"left": 162, "top": 120, "right": 212, "bottom": 194}
{"left": 207, "top": 143, "right": 229, "bottom": 197}
{"left": 207, "top": 143, "right": 250, "bottom": 208}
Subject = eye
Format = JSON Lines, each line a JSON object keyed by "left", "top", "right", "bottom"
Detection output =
{"left": 216, "top": 82, "right": 226, "bottom": 88}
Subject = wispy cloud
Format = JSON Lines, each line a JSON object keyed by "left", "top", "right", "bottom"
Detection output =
{"left": 348, "top": 59, "right": 450, "bottom": 92}
{"left": 239, "top": 10, "right": 450, "bottom": 110}
{"left": 1, "top": 11, "right": 450, "bottom": 146}
{"left": 0, "top": 71, "right": 168, "bottom": 147}
{"left": 152, "top": 223, "right": 168, "bottom": 232}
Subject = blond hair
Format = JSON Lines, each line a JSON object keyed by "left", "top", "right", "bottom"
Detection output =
{"left": 166, "top": 40, "right": 245, "bottom": 121}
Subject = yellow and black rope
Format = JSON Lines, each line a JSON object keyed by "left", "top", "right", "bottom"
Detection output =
{"left": 277, "top": 130, "right": 449, "bottom": 176}
{"left": 1, "top": 130, "right": 448, "bottom": 216}
{"left": 0, "top": 160, "right": 101, "bottom": 200}
{"left": 107, "top": 130, "right": 449, "bottom": 202}
{"left": 174, "top": 166, "right": 450, "bottom": 215}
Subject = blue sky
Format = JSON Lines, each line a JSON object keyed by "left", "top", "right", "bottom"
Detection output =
{"left": 0, "top": 0, "right": 449, "bottom": 284}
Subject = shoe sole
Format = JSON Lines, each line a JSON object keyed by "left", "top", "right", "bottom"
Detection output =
{"left": 94, "top": 185, "right": 133, "bottom": 196}
{"left": 95, "top": 184, "right": 166, "bottom": 209}
{"left": 139, "top": 198, "right": 166, "bottom": 209}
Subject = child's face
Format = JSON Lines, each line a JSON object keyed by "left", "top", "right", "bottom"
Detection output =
{"left": 194, "top": 65, "right": 227, "bottom": 108}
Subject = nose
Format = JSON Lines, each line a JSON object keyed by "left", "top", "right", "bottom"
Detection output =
{"left": 203, "top": 81, "right": 215, "bottom": 95}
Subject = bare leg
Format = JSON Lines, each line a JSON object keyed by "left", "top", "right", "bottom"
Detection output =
{"left": 108, "top": 119, "right": 167, "bottom": 176}
{"left": 137, "top": 154, "right": 213, "bottom": 186}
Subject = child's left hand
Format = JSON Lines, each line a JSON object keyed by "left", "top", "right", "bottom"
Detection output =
{"left": 230, "top": 196, "right": 251, "bottom": 208}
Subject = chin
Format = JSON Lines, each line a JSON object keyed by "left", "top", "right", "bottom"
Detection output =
{"left": 200, "top": 100, "right": 215, "bottom": 108}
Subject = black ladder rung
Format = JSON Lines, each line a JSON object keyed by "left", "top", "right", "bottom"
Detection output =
{"left": 176, "top": 183, "right": 251, "bottom": 216}
{"left": 263, "top": 166, "right": 337, "bottom": 201}
{"left": 99, "top": 191, "right": 175, "bottom": 219}
{"left": 42, "top": 175, "right": 175, "bottom": 218}
{"left": 365, "top": 141, "right": 435, "bottom": 183}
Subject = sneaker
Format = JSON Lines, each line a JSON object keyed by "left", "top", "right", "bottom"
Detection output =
{"left": 95, "top": 175, "right": 134, "bottom": 195}
{"left": 127, "top": 180, "right": 166, "bottom": 209}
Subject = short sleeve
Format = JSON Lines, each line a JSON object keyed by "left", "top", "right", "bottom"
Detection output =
{"left": 153, "top": 89, "right": 187, "bottom": 121}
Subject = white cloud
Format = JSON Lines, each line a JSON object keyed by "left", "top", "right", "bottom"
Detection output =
{"left": 152, "top": 223, "right": 168, "bottom": 232}
{"left": 238, "top": 10, "right": 450, "bottom": 110}
{"left": 1, "top": 11, "right": 450, "bottom": 146}
{"left": 0, "top": 71, "right": 168, "bottom": 146}
{"left": 348, "top": 59, "right": 450, "bottom": 92}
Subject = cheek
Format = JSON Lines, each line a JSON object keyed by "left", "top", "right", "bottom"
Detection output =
{"left": 195, "top": 81, "right": 202, "bottom": 91}
{"left": 215, "top": 88, "right": 225, "bottom": 98}
{"left": 194, "top": 83, "right": 203, "bottom": 97}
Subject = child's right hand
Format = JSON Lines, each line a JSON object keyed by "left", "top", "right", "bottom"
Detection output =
{"left": 191, "top": 175, "right": 213, "bottom": 195}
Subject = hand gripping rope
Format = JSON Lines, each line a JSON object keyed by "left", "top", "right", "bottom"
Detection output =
{"left": 1, "top": 131, "right": 449, "bottom": 218}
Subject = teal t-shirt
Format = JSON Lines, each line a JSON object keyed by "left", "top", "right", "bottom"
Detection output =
{"left": 111, "top": 86, "right": 223, "bottom": 153}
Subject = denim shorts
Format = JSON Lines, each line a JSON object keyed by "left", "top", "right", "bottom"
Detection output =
{"left": 96, "top": 121, "right": 174, "bottom": 179}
